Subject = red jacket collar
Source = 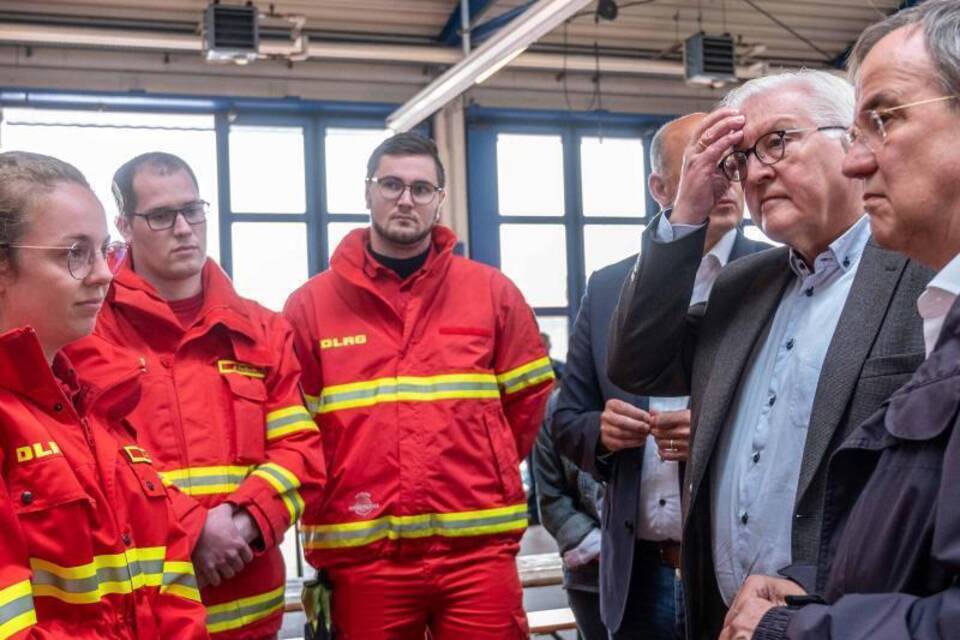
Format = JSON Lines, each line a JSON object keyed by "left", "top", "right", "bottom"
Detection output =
{"left": 110, "top": 255, "right": 259, "bottom": 341}
{"left": 331, "top": 225, "right": 458, "bottom": 290}
{"left": 0, "top": 328, "right": 146, "bottom": 423}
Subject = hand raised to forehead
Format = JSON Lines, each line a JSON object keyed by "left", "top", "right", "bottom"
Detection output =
{"left": 671, "top": 108, "right": 745, "bottom": 226}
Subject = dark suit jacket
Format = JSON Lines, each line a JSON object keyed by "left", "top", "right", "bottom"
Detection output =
{"left": 553, "top": 228, "right": 768, "bottom": 634}
{"left": 607, "top": 215, "right": 931, "bottom": 639}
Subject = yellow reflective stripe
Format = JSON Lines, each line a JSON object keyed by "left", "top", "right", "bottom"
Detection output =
{"left": 251, "top": 462, "right": 304, "bottom": 526}
{"left": 0, "top": 581, "right": 35, "bottom": 640}
{"left": 265, "top": 405, "right": 317, "bottom": 441}
{"left": 161, "top": 560, "right": 201, "bottom": 603}
{"left": 304, "top": 392, "right": 321, "bottom": 416}
{"left": 496, "top": 357, "right": 555, "bottom": 394}
{"left": 301, "top": 503, "right": 528, "bottom": 549}
{"left": 159, "top": 465, "right": 254, "bottom": 496}
{"left": 316, "top": 373, "right": 500, "bottom": 415}
{"left": 29, "top": 547, "right": 167, "bottom": 605}
{"left": 206, "top": 585, "right": 285, "bottom": 634}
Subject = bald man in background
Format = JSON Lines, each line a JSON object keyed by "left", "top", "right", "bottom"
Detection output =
{"left": 553, "top": 113, "right": 769, "bottom": 639}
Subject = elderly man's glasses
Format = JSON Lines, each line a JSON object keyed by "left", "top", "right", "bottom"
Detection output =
{"left": 719, "top": 126, "right": 847, "bottom": 182}
{"left": 131, "top": 200, "right": 208, "bottom": 231}
{"left": 844, "top": 94, "right": 960, "bottom": 152}
{"left": 367, "top": 176, "right": 443, "bottom": 205}
{"left": 3, "top": 240, "right": 127, "bottom": 280}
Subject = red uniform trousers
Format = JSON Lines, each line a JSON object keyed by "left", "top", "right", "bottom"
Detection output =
{"left": 328, "top": 543, "right": 528, "bottom": 640}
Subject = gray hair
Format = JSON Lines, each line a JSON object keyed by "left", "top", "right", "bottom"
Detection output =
{"left": 649, "top": 121, "right": 671, "bottom": 176}
{"left": 720, "top": 69, "right": 855, "bottom": 129}
{"left": 849, "top": 0, "right": 960, "bottom": 103}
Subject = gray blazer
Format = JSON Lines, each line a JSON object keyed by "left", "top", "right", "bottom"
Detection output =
{"left": 607, "top": 215, "right": 931, "bottom": 640}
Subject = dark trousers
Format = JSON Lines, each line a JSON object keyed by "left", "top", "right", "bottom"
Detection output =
{"left": 610, "top": 541, "right": 684, "bottom": 640}
{"left": 567, "top": 588, "right": 607, "bottom": 640}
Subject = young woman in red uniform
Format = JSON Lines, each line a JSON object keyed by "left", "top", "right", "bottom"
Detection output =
{"left": 0, "top": 151, "right": 208, "bottom": 639}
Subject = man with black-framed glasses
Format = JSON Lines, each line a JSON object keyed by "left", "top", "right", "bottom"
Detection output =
{"left": 721, "top": 1, "right": 960, "bottom": 638}
{"left": 285, "top": 132, "right": 553, "bottom": 639}
{"left": 67, "top": 151, "right": 326, "bottom": 640}
{"left": 607, "top": 69, "right": 932, "bottom": 640}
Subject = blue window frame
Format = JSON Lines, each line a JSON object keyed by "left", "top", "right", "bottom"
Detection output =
{"left": 466, "top": 107, "right": 672, "bottom": 352}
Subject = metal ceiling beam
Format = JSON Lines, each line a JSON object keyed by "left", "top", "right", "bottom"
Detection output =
{"left": 437, "top": 0, "right": 497, "bottom": 45}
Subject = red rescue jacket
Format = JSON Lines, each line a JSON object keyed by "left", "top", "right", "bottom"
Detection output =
{"left": 0, "top": 327, "right": 207, "bottom": 639}
{"left": 67, "top": 258, "right": 326, "bottom": 639}
{"left": 284, "top": 226, "right": 553, "bottom": 569}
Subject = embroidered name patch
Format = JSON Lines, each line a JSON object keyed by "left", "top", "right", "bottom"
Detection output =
{"left": 217, "top": 360, "right": 266, "bottom": 379}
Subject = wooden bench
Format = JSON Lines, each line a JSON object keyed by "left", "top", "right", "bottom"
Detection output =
{"left": 283, "top": 552, "right": 577, "bottom": 636}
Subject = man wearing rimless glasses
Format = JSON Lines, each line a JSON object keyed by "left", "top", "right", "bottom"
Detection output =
{"left": 607, "top": 69, "right": 932, "bottom": 639}
{"left": 67, "top": 152, "right": 326, "bottom": 640}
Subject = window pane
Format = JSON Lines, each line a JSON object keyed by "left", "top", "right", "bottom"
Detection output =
{"left": 327, "top": 221, "right": 368, "bottom": 257}
{"left": 499, "top": 224, "right": 567, "bottom": 307}
{"left": 325, "top": 128, "right": 391, "bottom": 214}
{"left": 580, "top": 137, "right": 646, "bottom": 217}
{"left": 496, "top": 134, "right": 565, "bottom": 216}
{"left": 231, "top": 222, "right": 308, "bottom": 311}
{"left": 229, "top": 126, "right": 305, "bottom": 214}
{"left": 537, "top": 316, "right": 569, "bottom": 364}
{"left": 0, "top": 108, "right": 220, "bottom": 261}
{"left": 583, "top": 224, "right": 643, "bottom": 280}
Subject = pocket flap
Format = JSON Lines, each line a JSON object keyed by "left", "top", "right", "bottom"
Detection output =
{"left": 222, "top": 370, "right": 268, "bottom": 401}
{"left": 9, "top": 457, "right": 88, "bottom": 514}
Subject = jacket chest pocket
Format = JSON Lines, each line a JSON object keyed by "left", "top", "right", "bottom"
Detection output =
{"left": 9, "top": 458, "right": 93, "bottom": 553}
{"left": 223, "top": 373, "right": 268, "bottom": 463}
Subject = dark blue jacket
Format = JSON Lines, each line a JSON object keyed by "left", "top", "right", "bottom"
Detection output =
{"left": 757, "top": 295, "right": 960, "bottom": 640}
{"left": 553, "top": 230, "right": 769, "bottom": 633}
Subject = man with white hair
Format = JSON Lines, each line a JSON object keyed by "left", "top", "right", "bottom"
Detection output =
{"left": 607, "top": 69, "right": 931, "bottom": 639}
{"left": 720, "top": 1, "right": 960, "bottom": 638}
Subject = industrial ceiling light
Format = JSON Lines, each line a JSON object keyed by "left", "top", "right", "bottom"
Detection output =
{"left": 386, "top": 0, "right": 593, "bottom": 132}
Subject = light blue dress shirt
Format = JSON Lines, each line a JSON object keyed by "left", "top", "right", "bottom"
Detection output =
{"left": 707, "top": 215, "right": 870, "bottom": 604}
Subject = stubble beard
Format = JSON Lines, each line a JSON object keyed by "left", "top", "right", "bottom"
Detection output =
{"left": 372, "top": 215, "right": 435, "bottom": 247}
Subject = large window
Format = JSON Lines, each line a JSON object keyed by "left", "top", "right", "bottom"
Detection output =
{"left": 468, "top": 112, "right": 667, "bottom": 359}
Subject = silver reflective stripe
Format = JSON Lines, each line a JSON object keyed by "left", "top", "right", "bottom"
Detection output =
{"left": 206, "top": 590, "right": 285, "bottom": 627}
{"left": 162, "top": 570, "right": 198, "bottom": 590}
{"left": 0, "top": 593, "right": 33, "bottom": 626}
{"left": 266, "top": 409, "right": 312, "bottom": 435}
{"left": 253, "top": 464, "right": 297, "bottom": 493}
{"left": 166, "top": 471, "right": 250, "bottom": 490}
{"left": 306, "top": 508, "right": 527, "bottom": 545}
{"left": 31, "top": 558, "right": 163, "bottom": 593}
{"left": 321, "top": 380, "right": 499, "bottom": 407}
{"left": 499, "top": 362, "right": 554, "bottom": 393}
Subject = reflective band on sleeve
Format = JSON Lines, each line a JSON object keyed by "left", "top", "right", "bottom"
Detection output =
{"left": 159, "top": 466, "right": 254, "bottom": 496}
{"left": 251, "top": 462, "right": 304, "bottom": 526}
{"left": 496, "top": 357, "right": 555, "bottom": 395}
{"left": 265, "top": 405, "right": 318, "bottom": 441}
{"left": 0, "top": 581, "right": 36, "bottom": 640}
{"left": 206, "top": 585, "right": 285, "bottom": 634}
{"left": 315, "top": 373, "right": 500, "bottom": 415}
{"left": 29, "top": 547, "right": 167, "bottom": 605}
{"left": 160, "top": 560, "right": 201, "bottom": 603}
{"left": 301, "top": 503, "right": 528, "bottom": 549}
{"left": 303, "top": 393, "right": 321, "bottom": 417}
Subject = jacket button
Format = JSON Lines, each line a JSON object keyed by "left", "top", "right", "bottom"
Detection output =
{"left": 21, "top": 491, "right": 33, "bottom": 505}
{"left": 741, "top": 512, "right": 749, "bottom": 525}
{"left": 53, "top": 402, "right": 63, "bottom": 412}
{"left": 624, "top": 520, "right": 634, "bottom": 533}
{"left": 122, "top": 533, "right": 132, "bottom": 546}
{"left": 145, "top": 481, "right": 155, "bottom": 491}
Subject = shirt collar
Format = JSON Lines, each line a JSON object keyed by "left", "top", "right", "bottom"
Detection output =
{"left": 788, "top": 214, "right": 870, "bottom": 279}
{"left": 706, "top": 228, "right": 738, "bottom": 269}
{"left": 925, "top": 252, "right": 960, "bottom": 300}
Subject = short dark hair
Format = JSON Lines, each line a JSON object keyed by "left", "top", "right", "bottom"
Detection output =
{"left": 365, "top": 132, "right": 446, "bottom": 188}
{"left": 849, "top": 0, "right": 960, "bottom": 105}
{"left": 112, "top": 152, "right": 199, "bottom": 216}
{"left": 0, "top": 151, "right": 90, "bottom": 272}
